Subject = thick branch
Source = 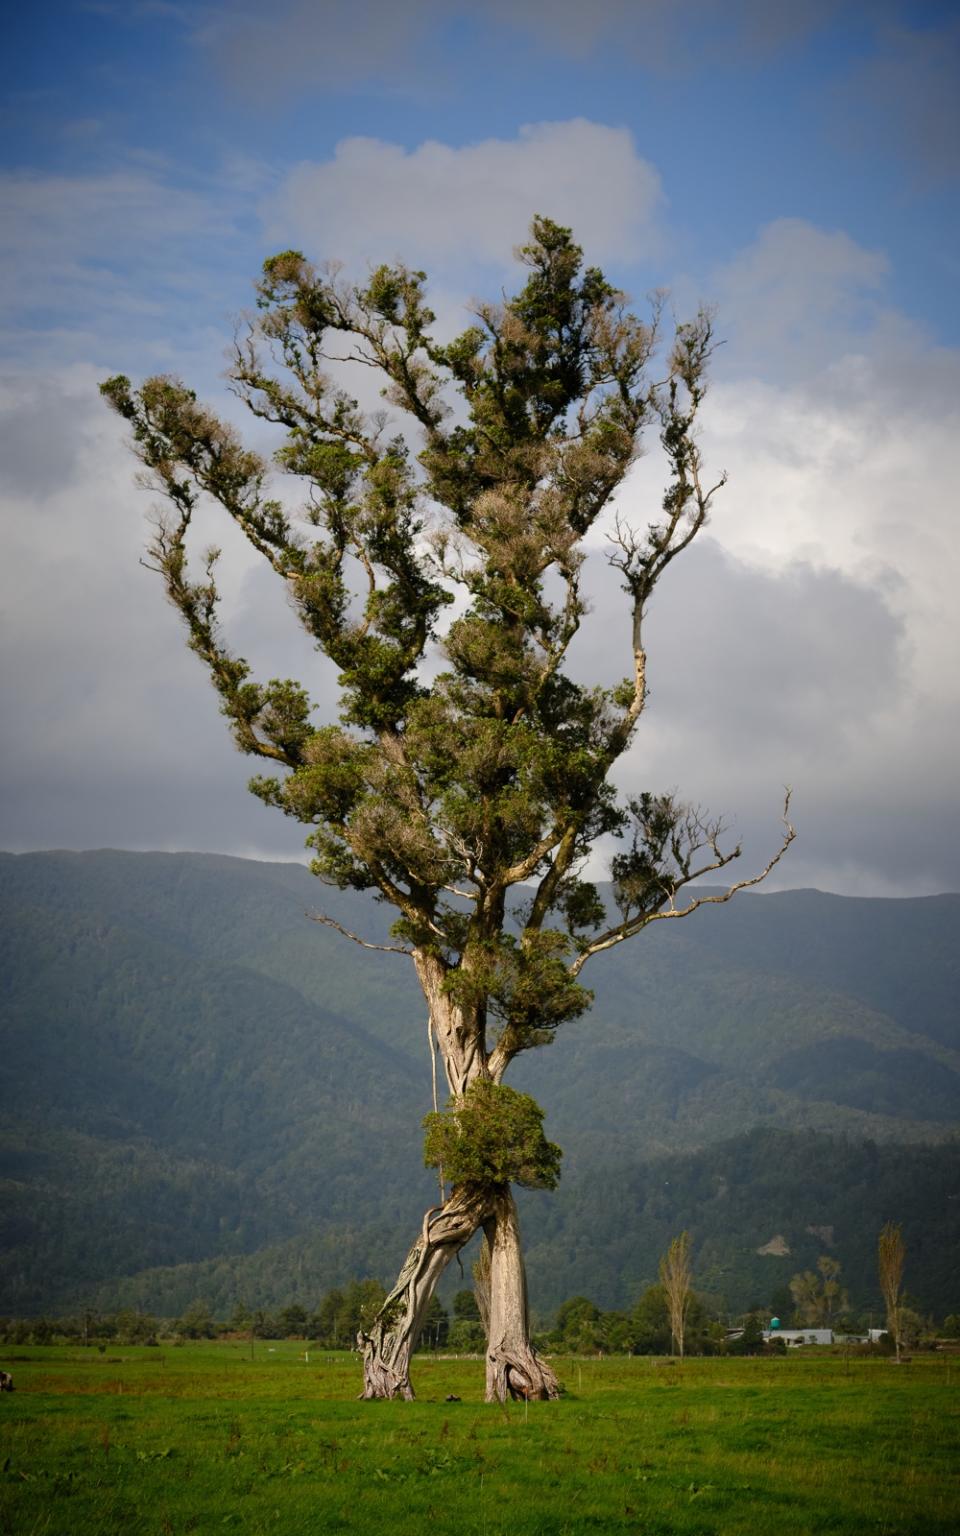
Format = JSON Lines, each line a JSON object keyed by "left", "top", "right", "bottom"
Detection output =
{"left": 525, "top": 824, "right": 579, "bottom": 934}
{"left": 501, "top": 826, "right": 566, "bottom": 888}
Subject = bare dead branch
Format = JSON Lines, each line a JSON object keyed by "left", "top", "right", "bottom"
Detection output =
{"left": 307, "top": 909, "right": 413, "bottom": 955}
{"left": 570, "top": 792, "right": 795, "bottom": 978}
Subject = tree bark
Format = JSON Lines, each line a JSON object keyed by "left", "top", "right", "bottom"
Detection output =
{"left": 413, "top": 952, "right": 485, "bottom": 1097}
{"left": 359, "top": 1185, "right": 490, "bottom": 1399}
{"left": 484, "top": 1187, "right": 560, "bottom": 1403}
{"left": 473, "top": 1232, "right": 491, "bottom": 1333}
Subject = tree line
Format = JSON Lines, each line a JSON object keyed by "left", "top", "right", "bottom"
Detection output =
{"left": 4, "top": 1222, "right": 954, "bottom": 1355}
{"left": 5, "top": 1290, "right": 956, "bottom": 1355}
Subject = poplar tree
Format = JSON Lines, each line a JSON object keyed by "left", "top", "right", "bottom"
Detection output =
{"left": 659, "top": 1231, "right": 694, "bottom": 1359}
{"left": 878, "top": 1221, "right": 905, "bottom": 1362}
{"left": 101, "top": 217, "right": 792, "bottom": 1402}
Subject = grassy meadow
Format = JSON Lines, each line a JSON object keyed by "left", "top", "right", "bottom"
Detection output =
{"left": 1, "top": 1342, "right": 958, "bottom": 1535}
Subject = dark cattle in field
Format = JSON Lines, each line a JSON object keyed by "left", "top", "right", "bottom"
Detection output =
{"left": 0, "top": 1371, "right": 13, "bottom": 1392}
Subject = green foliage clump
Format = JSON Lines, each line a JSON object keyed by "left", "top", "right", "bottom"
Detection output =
{"left": 423, "top": 1081, "right": 561, "bottom": 1191}
{"left": 789, "top": 1255, "right": 849, "bottom": 1326}
{"left": 176, "top": 1298, "right": 216, "bottom": 1339}
{"left": 544, "top": 1284, "right": 721, "bottom": 1356}
{"left": 727, "top": 1311, "right": 765, "bottom": 1355}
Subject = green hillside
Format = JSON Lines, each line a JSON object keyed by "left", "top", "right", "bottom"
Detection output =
{"left": 521, "top": 1128, "right": 960, "bottom": 1319}
{"left": 1, "top": 850, "right": 957, "bottom": 1317}
{"left": 81, "top": 1130, "right": 960, "bottom": 1323}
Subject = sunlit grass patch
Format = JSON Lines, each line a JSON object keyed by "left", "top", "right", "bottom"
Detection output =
{"left": 1, "top": 1348, "right": 957, "bottom": 1535}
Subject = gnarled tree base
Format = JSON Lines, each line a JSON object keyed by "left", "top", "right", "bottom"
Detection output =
{"left": 486, "top": 1339, "right": 560, "bottom": 1402}
{"left": 359, "top": 1185, "right": 490, "bottom": 1399}
{"left": 359, "top": 1182, "right": 559, "bottom": 1403}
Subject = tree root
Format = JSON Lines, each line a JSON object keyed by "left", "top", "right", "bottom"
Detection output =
{"left": 486, "top": 1339, "right": 560, "bottom": 1402}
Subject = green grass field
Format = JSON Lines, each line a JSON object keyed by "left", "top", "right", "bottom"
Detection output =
{"left": 1, "top": 1343, "right": 958, "bottom": 1535}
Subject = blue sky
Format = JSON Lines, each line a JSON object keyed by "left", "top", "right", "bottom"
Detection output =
{"left": 2, "top": 0, "right": 959, "bottom": 894}
{"left": 6, "top": 3, "right": 958, "bottom": 341}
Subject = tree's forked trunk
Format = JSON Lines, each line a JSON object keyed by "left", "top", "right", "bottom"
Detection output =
{"left": 361, "top": 977, "right": 556, "bottom": 1403}
{"left": 484, "top": 1187, "right": 560, "bottom": 1403}
{"left": 358, "top": 1185, "right": 489, "bottom": 1399}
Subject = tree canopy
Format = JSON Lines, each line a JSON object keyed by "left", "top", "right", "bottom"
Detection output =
{"left": 102, "top": 216, "right": 791, "bottom": 1093}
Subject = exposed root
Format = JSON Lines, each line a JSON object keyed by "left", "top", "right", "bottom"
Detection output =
{"left": 359, "top": 1352, "right": 415, "bottom": 1401}
{"left": 486, "top": 1340, "right": 560, "bottom": 1403}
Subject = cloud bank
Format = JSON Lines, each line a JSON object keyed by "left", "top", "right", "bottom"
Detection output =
{"left": 1, "top": 111, "right": 957, "bottom": 895}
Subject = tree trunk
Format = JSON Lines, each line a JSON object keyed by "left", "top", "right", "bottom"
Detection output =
{"left": 484, "top": 1187, "right": 560, "bottom": 1403}
{"left": 359, "top": 1185, "right": 490, "bottom": 1399}
{"left": 361, "top": 963, "right": 556, "bottom": 1403}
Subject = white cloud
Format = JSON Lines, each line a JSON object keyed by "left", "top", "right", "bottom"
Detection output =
{"left": 263, "top": 121, "right": 663, "bottom": 274}
{"left": 566, "top": 535, "right": 930, "bottom": 891}
{"left": 577, "top": 216, "right": 960, "bottom": 893}
{"left": 609, "top": 220, "right": 960, "bottom": 698}
{"left": 2, "top": 140, "right": 957, "bottom": 895}
{"left": 709, "top": 218, "right": 889, "bottom": 380}
{"left": 700, "top": 369, "right": 960, "bottom": 646}
{"left": 0, "top": 365, "right": 325, "bottom": 856}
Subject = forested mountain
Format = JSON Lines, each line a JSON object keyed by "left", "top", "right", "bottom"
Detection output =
{"left": 2, "top": 850, "right": 957, "bottom": 1318}
{"left": 79, "top": 1132, "right": 960, "bottom": 1324}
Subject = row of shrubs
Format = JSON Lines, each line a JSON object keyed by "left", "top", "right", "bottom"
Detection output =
{"left": 3, "top": 1285, "right": 957, "bottom": 1354}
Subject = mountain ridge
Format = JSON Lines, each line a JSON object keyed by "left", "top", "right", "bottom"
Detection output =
{"left": 2, "top": 850, "right": 957, "bottom": 1317}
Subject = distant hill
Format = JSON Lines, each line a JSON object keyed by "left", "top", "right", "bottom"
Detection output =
{"left": 1, "top": 850, "right": 957, "bottom": 1317}
{"left": 80, "top": 1129, "right": 960, "bottom": 1323}
{"left": 520, "top": 1128, "right": 960, "bottom": 1320}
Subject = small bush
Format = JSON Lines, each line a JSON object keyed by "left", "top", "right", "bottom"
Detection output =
{"left": 423, "top": 1080, "right": 562, "bottom": 1190}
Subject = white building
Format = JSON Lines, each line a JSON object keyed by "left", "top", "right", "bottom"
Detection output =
{"left": 763, "top": 1328, "right": 834, "bottom": 1347}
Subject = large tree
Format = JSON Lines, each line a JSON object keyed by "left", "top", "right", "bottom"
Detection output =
{"left": 101, "top": 217, "right": 792, "bottom": 1402}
